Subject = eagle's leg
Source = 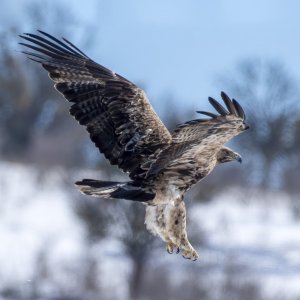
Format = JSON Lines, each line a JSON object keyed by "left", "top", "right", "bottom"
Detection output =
{"left": 165, "top": 197, "right": 186, "bottom": 254}
{"left": 145, "top": 199, "right": 197, "bottom": 259}
{"left": 145, "top": 205, "right": 179, "bottom": 254}
{"left": 176, "top": 200, "right": 199, "bottom": 261}
{"left": 180, "top": 235, "right": 199, "bottom": 261}
{"left": 155, "top": 204, "right": 180, "bottom": 254}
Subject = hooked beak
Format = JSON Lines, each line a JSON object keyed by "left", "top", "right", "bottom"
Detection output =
{"left": 236, "top": 154, "right": 242, "bottom": 164}
{"left": 244, "top": 123, "right": 250, "bottom": 130}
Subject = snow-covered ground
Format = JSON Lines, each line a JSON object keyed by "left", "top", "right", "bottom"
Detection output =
{"left": 190, "top": 190, "right": 300, "bottom": 299}
{"left": 0, "top": 162, "right": 300, "bottom": 299}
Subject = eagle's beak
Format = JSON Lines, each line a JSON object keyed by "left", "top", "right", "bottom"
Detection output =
{"left": 243, "top": 123, "right": 250, "bottom": 130}
{"left": 236, "top": 155, "right": 242, "bottom": 164}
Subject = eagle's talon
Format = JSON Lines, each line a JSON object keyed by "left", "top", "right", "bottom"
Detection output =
{"left": 166, "top": 242, "right": 175, "bottom": 254}
{"left": 191, "top": 251, "right": 199, "bottom": 261}
{"left": 181, "top": 248, "right": 199, "bottom": 261}
{"left": 181, "top": 250, "right": 190, "bottom": 259}
{"left": 167, "top": 248, "right": 173, "bottom": 254}
{"left": 166, "top": 242, "right": 181, "bottom": 255}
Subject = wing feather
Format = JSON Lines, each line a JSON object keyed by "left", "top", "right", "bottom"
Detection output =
{"left": 147, "top": 93, "right": 246, "bottom": 181}
{"left": 20, "top": 31, "right": 171, "bottom": 179}
{"left": 232, "top": 99, "right": 246, "bottom": 120}
{"left": 196, "top": 111, "right": 218, "bottom": 118}
{"left": 208, "top": 97, "right": 228, "bottom": 116}
{"left": 221, "top": 91, "right": 238, "bottom": 116}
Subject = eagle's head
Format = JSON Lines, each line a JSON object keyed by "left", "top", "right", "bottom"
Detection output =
{"left": 236, "top": 119, "right": 250, "bottom": 133}
{"left": 216, "top": 146, "right": 242, "bottom": 164}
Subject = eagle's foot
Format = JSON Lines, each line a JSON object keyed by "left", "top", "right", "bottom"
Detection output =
{"left": 166, "top": 242, "right": 180, "bottom": 254}
{"left": 181, "top": 248, "right": 199, "bottom": 261}
{"left": 180, "top": 237, "right": 199, "bottom": 261}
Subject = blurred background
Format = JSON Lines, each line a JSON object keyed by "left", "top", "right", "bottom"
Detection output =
{"left": 1, "top": 0, "right": 300, "bottom": 299}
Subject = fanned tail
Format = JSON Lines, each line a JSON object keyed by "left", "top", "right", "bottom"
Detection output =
{"left": 75, "top": 179, "right": 155, "bottom": 202}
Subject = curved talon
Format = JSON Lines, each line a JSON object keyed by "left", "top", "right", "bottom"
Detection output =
{"left": 181, "top": 249, "right": 199, "bottom": 261}
{"left": 191, "top": 251, "right": 199, "bottom": 261}
{"left": 166, "top": 242, "right": 175, "bottom": 254}
{"left": 167, "top": 248, "right": 173, "bottom": 254}
{"left": 176, "top": 247, "right": 180, "bottom": 254}
{"left": 181, "top": 250, "right": 189, "bottom": 259}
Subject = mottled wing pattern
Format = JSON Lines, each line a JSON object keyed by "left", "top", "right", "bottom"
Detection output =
{"left": 147, "top": 93, "right": 245, "bottom": 188}
{"left": 20, "top": 31, "right": 172, "bottom": 179}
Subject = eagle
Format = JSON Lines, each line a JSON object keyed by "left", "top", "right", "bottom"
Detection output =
{"left": 20, "top": 31, "right": 249, "bottom": 261}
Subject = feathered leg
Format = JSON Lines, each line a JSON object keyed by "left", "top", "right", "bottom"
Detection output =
{"left": 144, "top": 198, "right": 198, "bottom": 260}
{"left": 165, "top": 198, "right": 199, "bottom": 260}
{"left": 180, "top": 232, "right": 199, "bottom": 261}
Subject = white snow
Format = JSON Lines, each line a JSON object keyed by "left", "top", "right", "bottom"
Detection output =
{"left": 0, "top": 162, "right": 300, "bottom": 298}
{"left": 0, "top": 162, "right": 86, "bottom": 292}
{"left": 190, "top": 188, "right": 300, "bottom": 298}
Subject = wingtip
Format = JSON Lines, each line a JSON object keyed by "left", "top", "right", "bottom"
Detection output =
{"left": 37, "top": 29, "right": 46, "bottom": 35}
{"left": 208, "top": 96, "right": 228, "bottom": 116}
{"left": 220, "top": 91, "right": 226, "bottom": 97}
{"left": 196, "top": 110, "right": 218, "bottom": 118}
{"left": 207, "top": 96, "right": 216, "bottom": 107}
{"left": 220, "top": 91, "right": 239, "bottom": 116}
{"left": 220, "top": 91, "right": 230, "bottom": 103}
{"left": 220, "top": 90, "right": 230, "bottom": 98}
{"left": 232, "top": 98, "right": 246, "bottom": 120}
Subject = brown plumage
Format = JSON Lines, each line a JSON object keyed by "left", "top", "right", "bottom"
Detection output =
{"left": 20, "top": 31, "right": 249, "bottom": 260}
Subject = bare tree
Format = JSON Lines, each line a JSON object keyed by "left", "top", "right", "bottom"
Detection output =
{"left": 220, "top": 59, "right": 300, "bottom": 189}
{"left": 107, "top": 201, "right": 157, "bottom": 300}
{"left": 0, "top": 1, "right": 96, "bottom": 168}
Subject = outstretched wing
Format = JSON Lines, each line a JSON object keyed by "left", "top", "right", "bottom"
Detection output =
{"left": 19, "top": 31, "right": 171, "bottom": 179}
{"left": 147, "top": 92, "right": 246, "bottom": 179}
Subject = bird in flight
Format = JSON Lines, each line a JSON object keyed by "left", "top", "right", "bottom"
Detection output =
{"left": 20, "top": 31, "right": 249, "bottom": 261}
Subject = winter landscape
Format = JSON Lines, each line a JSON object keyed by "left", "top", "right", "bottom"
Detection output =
{"left": 1, "top": 1, "right": 300, "bottom": 299}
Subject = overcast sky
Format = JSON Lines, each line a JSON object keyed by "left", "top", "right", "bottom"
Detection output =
{"left": 2, "top": 0, "right": 300, "bottom": 115}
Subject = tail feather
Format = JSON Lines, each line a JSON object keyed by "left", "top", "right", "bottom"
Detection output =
{"left": 75, "top": 179, "right": 154, "bottom": 202}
